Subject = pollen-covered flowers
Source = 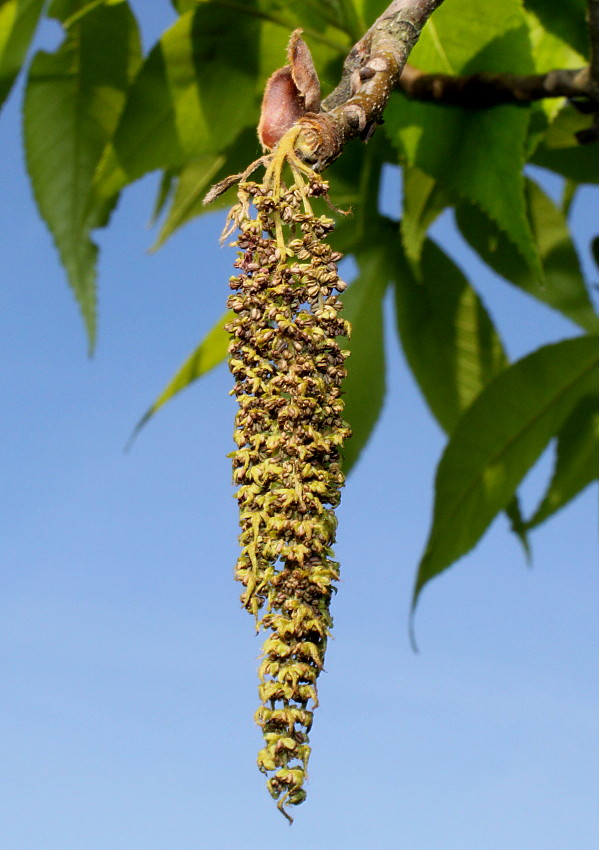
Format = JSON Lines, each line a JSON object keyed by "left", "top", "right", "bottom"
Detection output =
{"left": 225, "top": 169, "right": 351, "bottom": 821}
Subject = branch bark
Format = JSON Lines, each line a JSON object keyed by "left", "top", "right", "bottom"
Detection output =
{"left": 588, "top": 0, "right": 599, "bottom": 97}
{"left": 398, "top": 64, "right": 593, "bottom": 108}
{"left": 294, "top": 0, "right": 446, "bottom": 171}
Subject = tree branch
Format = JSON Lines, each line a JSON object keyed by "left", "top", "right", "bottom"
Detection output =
{"left": 576, "top": 0, "right": 599, "bottom": 142}
{"left": 294, "top": 0, "right": 446, "bottom": 171}
{"left": 291, "top": 0, "right": 599, "bottom": 169}
{"left": 588, "top": 0, "right": 599, "bottom": 96}
{"left": 397, "top": 64, "right": 593, "bottom": 108}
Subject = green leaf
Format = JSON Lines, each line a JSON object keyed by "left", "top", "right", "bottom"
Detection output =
{"left": 130, "top": 311, "right": 231, "bottom": 443}
{"left": 0, "top": 0, "right": 44, "bottom": 109}
{"left": 522, "top": 0, "right": 588, "bottom": 58}
{"left": 150, "top": 167, "right": 177, "bottom": 226}
{"left": 532, "top": 104, "right": 599, "bottom": 184}
{"left": 401, "top": 165, "right": 451, "bottom": 273}
{"left": 392, "top": 224, "right": 533, "bottom": 559}
{"left": 152, "top": 126, "right": 261, "bottom": 248}
{"left": 355, "top": 0, "right": 388, "bottom": 25}
{"left": 413, "top": 335, "right": 599, "bottom": 608}
{"left": 525, "top": 395, "right": 599, "bottom": 529}
{"left": 455, "top": 178, "right": 599, "bottom": 333}
{"left": 23, "top": 0, "right": 142, "bottom": 350}
{"left": 384, "top": 0, "right": 540, "bottom": 277}
{"left": 393, "top": 232, "right": 507, "bottom": 434}
{"left": 171, "top": 0, "right": 196, "bottom": 12}
{"left": 561, "top": 178, "right": 578, "bottom": 218}
{"left": 505, "top": 496, "right": 532, "bottom": 562}
{"left": 329, "top": 0, "right": 364, "bottom": 41}
{"left": 522, "top": 3, "right": 587, "bottom": 151}
{"left": 152, "top": 154, "right": 227, "bottom": 249}
{"left": 340, "top": 241, "right": 389, "bottom": 473}
{"left": 91, "top": 3, "right": 261, "bottom": 205}
{"left": 326, "top": 134, "right": 380, "bottom": 212}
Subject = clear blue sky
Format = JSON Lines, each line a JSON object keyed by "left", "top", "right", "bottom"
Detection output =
{"left": 1, "top": 6, "right": 598, "bottom": 849}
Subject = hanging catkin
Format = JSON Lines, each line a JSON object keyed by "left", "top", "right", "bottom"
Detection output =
{"left": 224, "top": 144, "right": 351, "bottom": 820}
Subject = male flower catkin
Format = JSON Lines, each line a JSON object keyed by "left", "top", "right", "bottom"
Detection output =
{"left": 224, "top": 147, "right": 351, "bottom": 821}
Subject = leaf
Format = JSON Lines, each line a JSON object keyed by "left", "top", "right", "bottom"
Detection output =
{"left": 130, "top": 311, "right": 231, "bottom": 444}
{"left": 401, "top": 165, "right": 451, "bottom": 272}
{"left": 522, "top": 3, "right": 587, "bottom": 151}
{"left": 150, "top": 167, "right": 177, "bottom": 226}
{"left": 152, "top": 126, "right": 261, "bottom": 248}
{"left": 340, "top": 241, "right": 389, "bottom": 473}
{"left": 171, "top": 0, "right": 196, "bottom": 12}
{"left": 413, "top": 335, "right": 599, "bottom": 608}
{"left": 522, "top": 0, "right": 588, "bottom": 58}
{"left": 23, "top": 0, "right": 142, "bottom": 350}
{"left": 505, "top": 496, "right": 532, "bottom": 562}
{"left": 328, "top": 0, "right": 363, "bottom": 41}
{"left": 0, "top": 0, "right": 44, "bottom": 109}
{"left": 525, "top": 395, "right": 599, "bottom": 529}
{"left": 455, "top": 178, "right": 599, "bottom": 333}
{"left": 392, "top": 224, "right": 533, "bottom": 559}
{"left": 327, "top": 132, "right": 387, "bottom": 212}
{"left": 153, "top": 154, "right": 226, "bottom": 249}
{"left": 355, "top": 0, "right": 388, "bottom": 24}
{"left": 384, "top": 0, "right": 541, "bottom": 277}
{"left": 393, "top": 232, "right": 507, "bottom": 434}
{"left": 90, "top": 3, "right": 261, "bottom": 205}
{"left": 532, "top": 104, "right": 599, "bottom": 184}
{"left": 561, "top": 178, "right": 578, "bottom": 218}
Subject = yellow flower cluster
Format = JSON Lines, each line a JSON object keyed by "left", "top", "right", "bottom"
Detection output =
{"left": 225, "top": 172, "right": 351, "bottom": 820}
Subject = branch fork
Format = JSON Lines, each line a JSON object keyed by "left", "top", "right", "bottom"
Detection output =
{"left": 205, "top": 0, "right": 599, "bottom": 206}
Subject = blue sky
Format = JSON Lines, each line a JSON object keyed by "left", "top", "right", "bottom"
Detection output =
{"left": 1, "top": 6, "right": 599, "bottom": 848}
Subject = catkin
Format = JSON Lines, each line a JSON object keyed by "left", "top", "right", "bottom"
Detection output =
{"left": 225, "top": 171, "right": 350, "bottom": 820}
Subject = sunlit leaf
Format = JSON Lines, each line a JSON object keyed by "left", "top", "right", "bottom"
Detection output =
{"left": 91, "top": 1, "right": 345, "bottom": 208}
{"left": 456, "top": 178, "right": 599, "bottom": 332}
{"left": 532, "top": 104, "right": 599, "bottom": 184}
{"left": 91, "top": 3, "right": 261, "bottom": 205}
{"left": 401, "top": 165, "right": 451, "bottom": 273}
{"left": 392, "top": 226, "right": 534, "bottom": 558}
{"left": 152, "top": 126, "right": 262, "bottom": 248}
{"left": 0, "top": 0, "right": 44, "bottom": 109}
{"left": 413, "top": 335, "right": 599, "bottom": 608}
{"left": 522, "top": 0, "right": 588, "bottom": 58}
{"left": 525, "top": 395, "right": 599, "bottom": 529}
{"left": 149, "top": 168, "right": 177, "bottom": 226}
{"left": 340, "top": 241, "right": 389, "bottom": 473}
{"left": 523, "top": 3, "right": 587, "bottom": 151}
{"left": 384, "top": 0, "right": 541, "bottom": 277}
{"left": 152, "top": 154, "right": 227, "bottom": 249}
{"left": 393, "top": 232, "right": 507, "bottom": 434}
{"left": 23, "top": 0, "right": 141, "bottom": 349}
